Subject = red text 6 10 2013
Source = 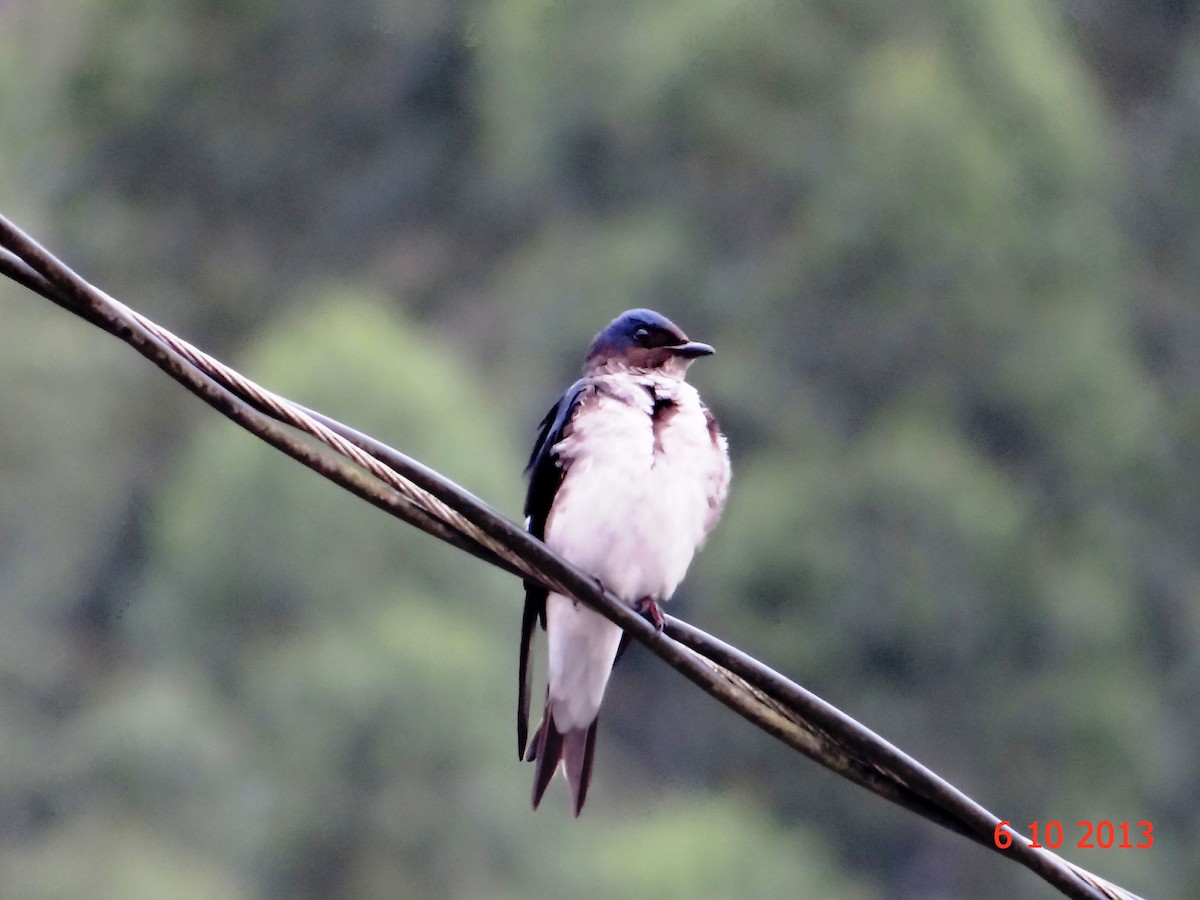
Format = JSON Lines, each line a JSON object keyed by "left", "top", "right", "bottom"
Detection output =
{"left": 993, "top": 820, "right": 1153, "bottom": 850}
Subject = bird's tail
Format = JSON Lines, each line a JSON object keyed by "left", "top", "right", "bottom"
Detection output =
{"left": 528, "top": 699, "right": 598, "bottom": 817}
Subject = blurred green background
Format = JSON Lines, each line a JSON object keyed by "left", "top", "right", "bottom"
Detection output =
{"left": 1, "top": 0, "right": 1197, "bottom": 897}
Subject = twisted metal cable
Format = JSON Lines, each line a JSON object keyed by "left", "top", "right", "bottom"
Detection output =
{"left": 121, "top": 295, "right": 572, "bottom": 594}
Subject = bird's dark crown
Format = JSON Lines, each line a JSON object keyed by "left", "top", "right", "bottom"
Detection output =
{"left": 585, "top": 309, "right": 714, "bottom": 372}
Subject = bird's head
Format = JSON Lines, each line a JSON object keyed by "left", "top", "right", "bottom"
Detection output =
{"left": 584, "top": 309, "right": 714, "bottom": 376}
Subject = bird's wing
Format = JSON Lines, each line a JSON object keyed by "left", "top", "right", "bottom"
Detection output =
{"left": 518, "top": 378, "right": 588, "bottom": 760}
{"left": 699, "top": 400, "right": 732, "bottom": 538}
{"left": 525, "top": 378, "right": 588, "bottom": 537}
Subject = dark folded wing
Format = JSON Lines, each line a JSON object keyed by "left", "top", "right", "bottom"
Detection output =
{"left": 524, "top": 378, "right": 587, "bottom": 537}
{"left": 517, "top": 379, "right": 587, "bottom": 759}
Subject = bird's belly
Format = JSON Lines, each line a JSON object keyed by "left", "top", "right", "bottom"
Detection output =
{"left": 546, "top": 432, "right": 712, "bottom": 603}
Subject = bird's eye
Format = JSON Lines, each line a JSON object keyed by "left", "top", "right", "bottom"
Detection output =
{"left": 634, "top": 326, "right": 650, "bottom": 344}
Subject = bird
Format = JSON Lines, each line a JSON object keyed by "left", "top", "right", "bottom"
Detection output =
{"left": 518, "top": 308, "right": 731, "bottom": 816}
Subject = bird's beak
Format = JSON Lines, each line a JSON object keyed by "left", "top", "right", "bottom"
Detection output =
{"left": 670, "top": 340, "right": 715, "bottom": 359}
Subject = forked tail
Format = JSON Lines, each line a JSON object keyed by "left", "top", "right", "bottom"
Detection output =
{"left": 528, "top": 700, "right": 598, "bottom": 817}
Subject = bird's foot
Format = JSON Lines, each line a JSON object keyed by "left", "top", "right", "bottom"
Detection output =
{"left": 635, "top": 596, "right": 665, "bottom": 633}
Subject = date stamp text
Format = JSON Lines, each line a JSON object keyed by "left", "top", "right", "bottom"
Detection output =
{"left": 994, "top": 820, "right": 1153, "bottom": 850}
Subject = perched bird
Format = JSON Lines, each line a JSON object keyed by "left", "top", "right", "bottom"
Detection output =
{"left": 518, "top": 309, "right": 731, "bottom": 816}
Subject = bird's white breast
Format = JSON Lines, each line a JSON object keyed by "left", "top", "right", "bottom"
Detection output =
{"left": 544, "top": 372, "right": 729, "bottom": 604}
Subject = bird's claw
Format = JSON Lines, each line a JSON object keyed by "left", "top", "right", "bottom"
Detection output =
{"left": 635, "top": 596, "right": 665, "bottom": 633}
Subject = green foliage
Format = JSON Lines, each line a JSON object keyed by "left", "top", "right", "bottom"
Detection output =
{"left": 568, "top": 796, "right": 874, "bottom": 900}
